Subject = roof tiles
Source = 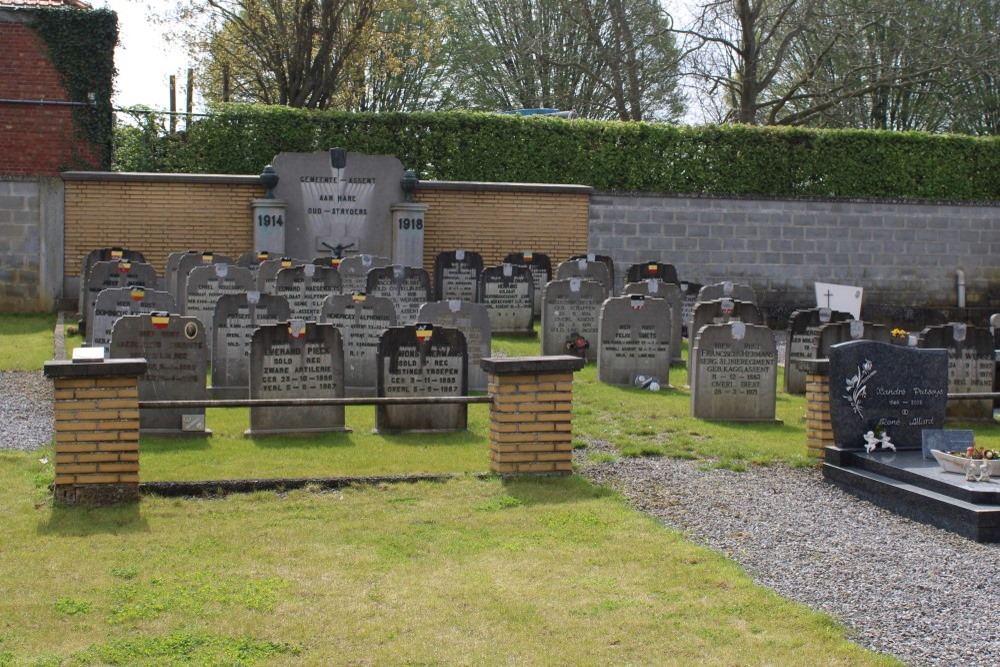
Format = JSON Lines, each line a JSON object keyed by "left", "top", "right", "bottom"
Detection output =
{"left": 0, "top": 0, "right": 93, "bottom": 8}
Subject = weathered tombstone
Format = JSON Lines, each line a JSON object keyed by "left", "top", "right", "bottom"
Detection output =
{"left": 625, "top": 261, "right": 679, "bottom": 286}
{"left": 678, "top": 281, "right": 703, "bottom": 336}
{"left": 569, "top": 253, "right": 616, "bottom": 295}
{"left": 689, "top": 299, "right": 764, "bottom": 377}
{"left": 555, "top": 257, "right": 612, "bottom": 296}
{"left": 418, "top": 300, "right": 492, "bottom": 392}
{"left": 184, "top": 263, "right": 256, "bottom": 333}
{"left": 624, "top": 279, "right": 683, "bottom": 364}
{"left": 503, "top": 251, "right": 552, "bottom": 316}
{"left": 89, "top": 287, "right": 176, "bottom": 349}
{"left": 109, "top": 313, "right": 209, "bottom": 436}
{"left": 271, "top": 150, "right": 405, "bottom": 260}
{"left": 274, "top": 263, "right": 342, "bottom": 322}
{"left": 236, "top": 250, "right": 273, "bottom": 269}
{"left": 256, "top": 257, "right": 307, "bottom": 294}
{"left": 376, "top": 324, "right": 468, "bottom": 433}
{"left": 247, "top": 321, "right": 349, "bottom": 436}
{"left": 434, "top": 250, "right": 483, "bottom": 302}
{"left": 338, "top": 254, "right": 392, "bottom": 294}
{"left": 829, "top": 340, "right": 948, "bottom": 449}
{"left": 479, "top": 264, "right": 535, "bottom": 335}
{"left": 921, "top": 430, "right": 974, "bottom": 460}
{"left": 84, "top": 259, "right": 159, "bottom": 330}
{"left": 165, "top": 250, "right": 199, "bottom": 301}
{"left": 320, "top": 293, "right": 397, "bottom": 396}
{"left": 690, "top": 322, "right": 780, "bottom": 422}
{"left": 783, "top": 308, "right": 853, "bottom": 395}
{"left": 78, "top": 247, "right": 146, "bottom": 324}
{"left": 211, "top": 291, "right": 291, "bottom": 399}
{"left": 816, "top": 320, "right": 892, "bottom": 360}
{"left": 597, "top": 295, "right": 671, "bottom": 387}
{"left": 366, "top": 265, "right": 432, "bottom": 326}
{"left": 175, "top": 252, "right": 234, "bottom": 307}
{"left": 917, "top": 323, "right": 996, "bottom": 420}
{"left": 541, "top": 278, "right": 607, "bottom": 362}
{"left": 696, "top": 281, "right": 757, "bottom": 304}
{"left": 311, "top": 256, "right": 344, "bottom": 271}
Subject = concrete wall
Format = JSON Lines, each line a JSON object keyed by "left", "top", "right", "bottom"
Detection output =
{"left": 0, "top": 177, "right": 63, "bottom": 311}
{"left": 589, "top": 192, "right": 1000, "bottom": 313}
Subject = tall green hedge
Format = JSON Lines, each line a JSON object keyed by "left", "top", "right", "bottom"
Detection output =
{"left": 120, "top": 105, "right": 1000, "bottom": 201}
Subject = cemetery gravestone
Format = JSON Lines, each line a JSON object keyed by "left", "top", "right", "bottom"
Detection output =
{"left": 829, "top": 340, "right": 948, "bottom": 449}
{"left": 376, "top": 324, "right": 468, "bottom": 433}
{"left": 256, "top": 257, "right": 307, "bottom": 294}
{"left": 88, "top": 287, "right": 176, "bottom": 349}
{"left": 569, "top": 253, "right": 616, "bottom": 295}
{"left": 84, "top": 259, "right": 159, "bottom": 330}
{"left": 79, "top": 247, "right": 146, "bottom": 323}
{"left": 184, "top": 263, "right": 256, "bottom": 334}
{"left": 109, "top": 313, "right": 209, "bottom": 435}
{"left": 434, "top": 250, "right": 483, "bottom": 302}
{"left": 921, "top": 430, "right": 975, "bottom": 460}
{"left": 236, "top": 250, "right": 273, "bottom": 269}
{"left": 165, "top": 250, "right": 199, "bottom": 300}
{"left": 918, "top": 323, "right": 996, "bottom": 420}
{"left": 817, "top": 320, "right": 892, "bottom": 360}
{"left": 504, "top": 252, "right": 552, "bottom": 316}
{"left": 690, "top": 322, "right": 780, "bottom": 422}
{"left": 541, "top": 278, "right": 607, "bottom": 362}
{"left": 697, "top": 281, "right": 757, "bottom": 304}
{"left": 784, "top": 308, "right": 853, "bottom": 395}
{"left": 417, "top": 300, "right": 492, "bottom": 392}
{"left": 555, "top": 258, "right": 612, "bottom": 296}
{"left": 625, "top": 261, "right": 679, "bottom": 286}
{"left": 678, "top": 281, "right": 703, "bottom": 336}
{"left": 479, "top": 264, "right": 535, "bottom": 335}
{"left": 321, "top": 293, "right": 397, "bottom": 396}
{"left": 274, "top": 263, "right": 342, "bottom": 322}
{"left": 624, "top": 279, "right": 683, "bottom": 364}
{"left": 248, "top": 321, "right": 349, "bottom": 435}
{"left": 212, "top": 292, "right": 291, "bottom": 399}
{"left": 597, "top": 295, "right": 671, "bottom": 387}
{"left": 366, "top": 265, "right": 432, "bottom": 326}
{"left": 338, "top": 254, "right": 391, "bottom": 294}
{"left": 689, "top": 299, "right": 763, "bottom": 377}
{"left": 175, "top": 252, "right": 234, "bottom": 309}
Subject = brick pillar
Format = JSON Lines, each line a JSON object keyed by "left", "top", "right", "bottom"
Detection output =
{"left": 482, "top": 355, "right": 586, "bottom": 475}
{"left": 805, "top": 373, "right": 834, "bottom": 458}
{"left": 43, "top": 358, "right": 147, "bottom": 505}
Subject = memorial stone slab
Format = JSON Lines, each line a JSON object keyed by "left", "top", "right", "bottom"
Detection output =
{"left": 625, "top": 261, "right": 679, "bottom": 286}
{"left": 829, "top": 340, "right": 948, "bottom": 449}
{"left": 109, "top": 313, "right": 209, "bottom": 435}
{"left": 688, "top": 300, "right": 763, "bottom": 375}
{"left": 184, "top": 263, "right": 256, "bottom": 335}
{"left": 271, "top": 151, "right": 405, "bottom": 260}
{"left": 434, "top": 250, "right": 484, "bottom": 302}
{"left": 418, "top": 300, "right": 492, "bottom": 392}
{"left": 339, "top": 254, "right": 391, "bottom": 294}
{"left": 211, "top": 292, "right": 291, "bottom": 399}
{"left": 479, "top": 264, "right": 535, "bottom": 335}
{"left": 678, "top": 281, "right": 703, "bottom": 336}
{"left": 79, "top": 246, "right": 146, "bottom": 318}
{"left": 541, "top": 278, "right": 607, "bottom": 362}
{"left": 85, "top": 259, "right": 159, "bottom": 329}
{"left": 274, "top": 263, "right": 342, "bottom": 322}
{"left": 569, "top": 253, "right": 616, "bottom": 295}
{"left": 783, "top": 308, "right": 853, "bottom": 394}
{"left": 320, "top": 293, "right": 397, "bottom": 396}
{"left": 697, "top": 281, "right": 757, "bottom": 304}
{"left": 256, "top": 257, "right": 307, "bottom": 294}
{"left": 236, "top": 250, "right": 273, "bottom": 270}
{"left": 918, "top": 323, "right": 996, "bottom": 420}
{"left": 248, "top": 321, "right": 349, "bottom": 435}
{"left": 376, "top": 324, "right": 468, "bottom": 433}
{"left": 175, "top": 252, "right": 234, "bottom": 309}
{"left": 817, "top": 320, "right": 892, "bottom": 360}
{"left": 89, "top": 287, "right": 176, "bottom": 349}
{"left": 555, "top": 257, "right": 612, "bottom": 296}
{"left": 624, "top": 280, "right": 683, "bottom": 364}
{"left": 690, "top": 322, "right": 780, "bottom": 422}
{"left": 165, "top": 250, "right": 199, "bottom": 301}
{"left": 366, "top": 265, "right": 432, "bottom": 325}
{"left": 597, "top": 295, "right": 671, "bottom": 387}
{"left": 921, "top": 429, "right": 975, "bottom": 460}
{"left": 504, "top": 251, "right": 552, "bottom": 316}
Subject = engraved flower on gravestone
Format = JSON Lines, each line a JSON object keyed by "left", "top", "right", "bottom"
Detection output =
{"left": 845, "top": 359, "right": 877, "bottom": 418}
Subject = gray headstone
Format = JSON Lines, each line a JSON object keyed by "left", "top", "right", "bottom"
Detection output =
{"left": 479, "top": 264, "right": 535, "bottom": 335}
{"left": 338, "top": 254, "right": 391, "bottom": 294}
{"left": 597, "top": 295, "right": 672, "bottom": 387}
{"left": 816, "top": 320, "right": 892, "bottom": 359}
{"left": 175, "top": 252, "right": 234, "bottom": 308}
{"left": 689, "top": 299, "right": 763, "bottom": 375}
{"left": 829, "top": 341, "right": 948, "bottom": 450}
{"left": 255, "top": 257, "right": 307, "bottom": 294}
{"left": 541, "top": 278, "right": 607, "bottom": 362}
{"left": 271, "top": 151, "right": 405, "bottom": 260}
{"left": 165, "top": 250, "right": 199, "bottom": 301}
{"left": 624, "top": 279, "right": 683, "bottom": 364}
{"left": 211, "top": 292, "right": 291, "bottom": 399}
{"left": 366, "top": 265, "right": 432, "bottom": 326}
{"left": 247, "top": 321, "right": 349, "bottom": 435}
{"left": 109, "top": 313, "right": 209, "bottom": 435}
{"left": 84, "top": 259, "right": 159, "bottom": 330}
{"left": 320, "top": 293, "right": 397, "bottom": 396}
{"left": 918, "top": 323, "right": 996, "bottom": 420}
{"left": 434, "top": 250, "right": 484, "bottom": 302}
{"left": 376, "top": 324, "right": 468, "bottom": 433}
{"left": 418, "top": 300, "right": 492, "bottom": 392}
{"left": 79, "top": 247, "right": 146, "bottom": 319}
{"left": 921, "top": 430, "right": 975, "bottom": 460}
{"left": 236, "top": 250, "right": 274, "bottom": 269}
{"left": 696, "top": 281, "right": 757, "bottom": 304}
{"left": 569, "top": 253, "right": 616, "bottom": 295}
{"left": 678, "top": 281, "right": 703, "bottom": 336}
{"left": 504, "top": 251, "right": 552, "bottom": 316}
{"left": 274, "top": 263, "right": 342, "bottom": 322}
{"left": 88, "top": 287, "right": 176, "bottom": 349}
{"left": 690, "top": 322, "right": 780, "bottom": 422}
{"left": 184, "top": 263, "right": 256, "bottom": 334}
{"left": 555, "top": 258, "right": 612, "bottom": 296}
{"left": 625, "top": 261, "right": 679, "bottom": 286}
{"left": 783, "top": 308, "right": 853, "bottom": 394}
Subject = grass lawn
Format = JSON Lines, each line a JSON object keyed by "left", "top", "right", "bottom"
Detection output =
{"left": 0, "top": 313, "right": 55, "bottom": 371}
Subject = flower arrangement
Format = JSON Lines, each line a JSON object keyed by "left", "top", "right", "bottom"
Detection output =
{"left": 890, "top": 328, "right": 908, "bottom": 338}
{"left": 948, "top": 443, "right": 1000, "bottom": 460}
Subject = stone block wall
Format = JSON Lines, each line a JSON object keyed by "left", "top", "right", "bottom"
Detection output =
{"left": 0, "top": 177, "right": 62, "bottom": 311}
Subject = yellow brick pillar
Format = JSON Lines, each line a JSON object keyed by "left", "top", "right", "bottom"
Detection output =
{"left": 482, "top": 355, "right": 586, "bottom": 475}
{"left": 43, "top": 358, "right": 147, "bottom": 505}
{"left": 805, "top": 373, "right": 834, "bottom": 458}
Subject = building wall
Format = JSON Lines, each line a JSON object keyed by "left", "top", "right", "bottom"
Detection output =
{"left": 0, "top": 177, "right": 62, "bottom": 311}
{"left": 589, "top": 192, "right": 1000, "bottom": 312}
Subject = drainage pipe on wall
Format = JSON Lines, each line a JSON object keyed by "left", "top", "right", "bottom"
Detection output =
{"left": 956, "top": 269, "right": 966, "bottom": 308}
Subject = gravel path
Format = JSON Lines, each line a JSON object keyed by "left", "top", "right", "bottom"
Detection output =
{"left": 0, "top": 371, "right": 53, "bottom": 452}
{"left": 578, "top": 440, "right": 1000, "bottom": 667}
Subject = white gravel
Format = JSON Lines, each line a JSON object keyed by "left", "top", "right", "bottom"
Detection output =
{"left": 578, "top": 440, "right": 1000, "bottom": 666}
{"left": 0, "top": 371, "right": 53, "bottom": 452}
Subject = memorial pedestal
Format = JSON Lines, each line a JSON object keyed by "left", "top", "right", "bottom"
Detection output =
{"left": 390, "top": 202, "right": 427, "bottom": 268}
{"left": 252, "top": 198, "right": 287, "bottom": 255}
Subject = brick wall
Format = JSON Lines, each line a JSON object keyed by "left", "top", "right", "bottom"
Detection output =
{"left": 0, "top": 19, "right": 99, "bottom": 176}
{"left": 589, "top": 192, "right": 1000, "bottom": 311}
